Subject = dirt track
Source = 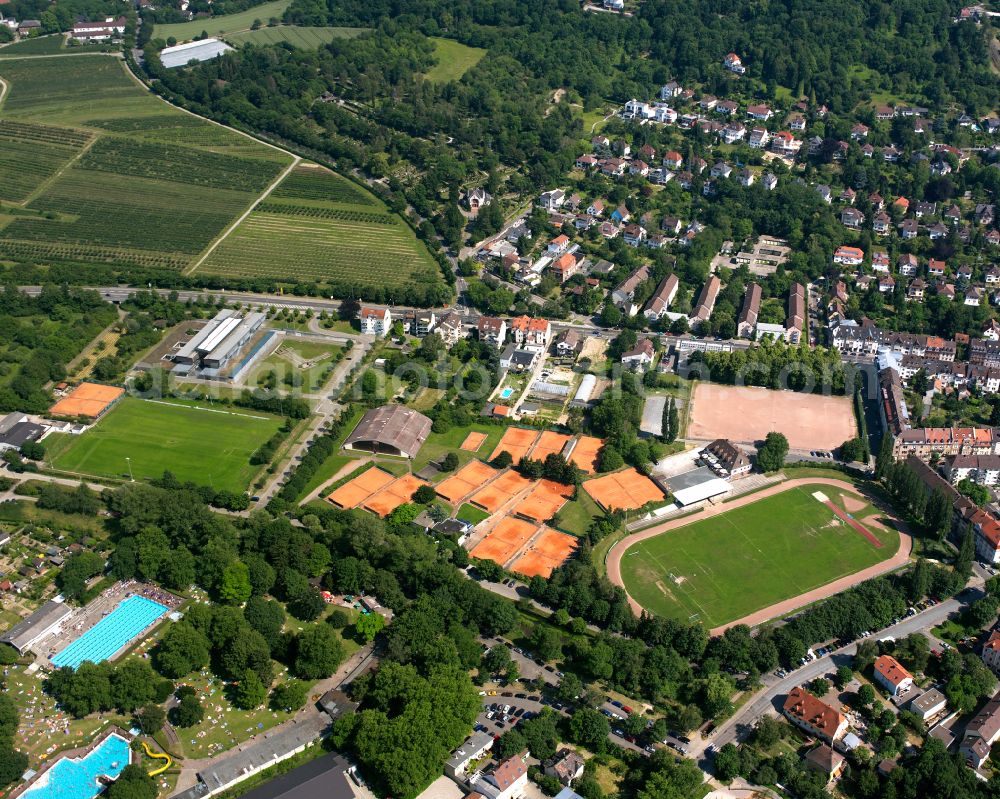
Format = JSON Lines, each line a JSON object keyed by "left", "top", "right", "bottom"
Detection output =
{"left": 605, "top": 477, "right": 913, "bottom": 635}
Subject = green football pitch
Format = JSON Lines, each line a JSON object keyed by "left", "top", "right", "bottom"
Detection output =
{"left": 620, "top": 483, "right": 899, "bottom": 628}
{"left": 46, "top": 397, "right": 284, "bottom": 493}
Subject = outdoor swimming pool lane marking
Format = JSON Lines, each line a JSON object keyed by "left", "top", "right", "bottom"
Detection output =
{"left": 51, "top": 595, "right": 169, "bottom": 670}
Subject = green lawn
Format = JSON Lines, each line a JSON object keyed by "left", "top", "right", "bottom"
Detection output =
{"left": 620, "top": 483, "right": 900, "bottom": 628}
{"left": 225, "top": 25, "right": 365, "bottom": 48}
{"left": 457, "top": 503, "right": 490, "bottom": 525}
{"left": 425, "top": 37, "right": 486, "bottom": 82}
{"left": 153, "top": 0, "right": 293, "bottom": 42}
{"left": 411, "top": 422, "right": 505, "bottom": 472}
{"left": 46, "top": 397, "right": 284, "bottom": 493}
{"left": 552, "top": 490, "right": 602, "bottom": 537}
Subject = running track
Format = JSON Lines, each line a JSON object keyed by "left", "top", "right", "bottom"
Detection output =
{"left": 605, "top": 477, "right": 913, "bottom": 636}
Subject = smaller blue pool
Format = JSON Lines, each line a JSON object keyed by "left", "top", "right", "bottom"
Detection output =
{"left": 51, "top": 595, "right": 168, "bottom": 670}
{"left": 499, "top": 387, "right": 515, "bottom": 400}
{"left": 21, "top": 734, "right": 130, "bottom": 799}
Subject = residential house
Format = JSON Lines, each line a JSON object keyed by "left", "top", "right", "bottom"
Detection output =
{"left": 804, "top": 744, "right": 846, "bottom": 784}
{"left": 660, "top": 81, "right": 682, "bottom": 99}
{"left": 437, "top": 312, "right": 466, "bottom": 348}
{"left": 908, "top": 688, "right": 947, "bottom": 721}
{"left": 538, "top": 189, "right": 566, "bottom": 211}
{"left": 967, "top": 287, "right": 983, "bottom": 307}
{"left": 477, "top": 317, "right": 507, "bottom": 349}
{"left": 879, "top": 275, "right": 896, "bottom": 293}
{"left": 553, "top": 329, "right": 582, "bottom": 360}
{"left": 873, "top": 212, "right": 891, "bottom": 234}
{"left": 472, "top": 754, "right": 528, "bottom": 799}
{"left": 623, "top": 224, "right": 647, "bottom": 247}
{"left": 510, "top": 316, "right": 552, "bottom": 353}
{"left": 717, "top": 99, "right": 739, "bottom": 115}
{"left": 737, "top": 168, "right": 755, "bottom": 187}
{"left": 748, "top": 127, "right": 770, "bottom": 149}
{"left": 575, "top": 154, "right": 598, "bottom": 170}
{"left": 551, "top": 252, "right": 581, "bottom": 283}
{"left": 945, "top": 204, "right": 962, "bottom": 225}
{"left": 816, "top": 184, "right": 832, "bottom": 203}
{"left": 746, "top": 104, "right": 772, "bottom": 121}
{"left": 762, "top": 172, "right": 778, "bottom": 190}
{"left": 724, "top": 52, "right": 746, "bottom": 74}
{"left": 711, "top": 161, "right": 733, "bottom": 179}
{"left": 547, "top": 234, "right": 571, "bottom": 256}
{"left": 850, "top": 122, "right": 869, "bottom": 139}
{"left": 499, "top": 346, "right": 537, "bottom": 372}
{"left": 663, "top": 151, "right": 683, "bottom": 170}
{"left": 611, "top": 205, "right": 631, "bottom": 224}
{"left": 960, "top": 692, "right": 1000, "bottom": 769}
{"left": 771, "top": 131, "right": 799, "bottom": 155}
{"left": 841, "top": 207, "right": 864, "bottom": 229}
{"left": 899, "top": 219, "right": 919, "bottom": 239}
{"left": 788, "top": 114, "right": 807, "bottom": 131}
{"left": 833, "top": 246, "right": 864, "bottom": 266}
{"left": 908, "top": 278, "right": 927, "bottom": 301}
{"left": 621, "top": 339, "right": 655, "bottom": 372}
{"left": 699, "top": 95, "right": 717, "bottom": 111}
{"left": 628, "top": 160, "right": 649, "bottom": 177}
{"left": 359, "top": 307, "right": 391, "bottom": 337}
{"left": 445, "top": 732, "right": 495, "bottom": 779}
{"left": 873, "top": 655, "right": 914, "bottom": 697}
{"left": 612, "top": 265, "right": 651, "bottom": 316}
{"left": 691, "top": 275, "right": 722, "bottom": 324}
{"left": 872, "top": 251, "right": 890, "bottom": 272}
{"left": 544, "top": 750, "right": 585, "bottom": 787}
{"left": 928, "top": 258, "right": 947, "bottom": 277}
{"left": 643, "top": 274, "right": 679, "bottom": 320}
{"left": 783, "top": 687, "right": 849, "bottom": 743}
{"left": 929, "top": 222, "right": 949, "bottom": 240}
{"left": 942, "top": 454, "right": 1000, "bottom": 486}
{"left": 983, "top": 630, "right": 1000, "bottom": 674}
{"left": 721, "top": 124, "right": 746, "bottom": 144}
{"left": 898, "top": 253, "right": 919, "bottom": 276}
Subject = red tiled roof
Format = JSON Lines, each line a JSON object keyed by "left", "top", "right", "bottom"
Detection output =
{"left": 783, "top": 687, "right": 845, "bottom": 736}
{"left": 874, "top": 655, "right": 912, "bottom": 688}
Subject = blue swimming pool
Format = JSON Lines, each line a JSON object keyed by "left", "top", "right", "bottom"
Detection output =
{"left": 21, "top": 734, "right": 130, "bottom": 799}
{"left": 499, "top": 387, "right": 515, "bottom": 400}
{"left": 51, "top": 595, "right": 168, "bottom": 670}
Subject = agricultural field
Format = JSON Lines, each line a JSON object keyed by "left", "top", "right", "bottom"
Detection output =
{"left": 425, "top": 37, "right": 486, "bottom": 82}
{"left": 45, "top": 397, "right": 284, "bottom": 492}
{"left": 195, "top": 164, "right": 442, "bottom": 290}
{"left": 0, "top": 55, "right": 292, "bottom": 270}
{"left": 153, "top": 0, "right": 293, "bottom": 41}
{"left": 0, "top": 35, "right": 66, "bottom": 56}
{"left": 620, "top": 483, "right": 900, "bottom": 628}
{"left": 225, "top": 25, "right": 365, "bottom": 48}
{"left": 0, "top": 120, "right": 93, "bottom": 202}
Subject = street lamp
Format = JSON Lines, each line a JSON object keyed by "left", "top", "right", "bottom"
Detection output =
{"left": 125, "top": 456, "right": 134, "bottom": 482}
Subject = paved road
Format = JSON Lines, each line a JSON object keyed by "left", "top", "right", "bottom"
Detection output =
{"left": 170, "top": 646, "right": 376, "bottom": 795}
{"left": 691, "top": 594, "right": 971, "bottom": 762}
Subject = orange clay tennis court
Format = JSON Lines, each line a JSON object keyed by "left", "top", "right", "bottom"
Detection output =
{"left": 510, "top": 529, "right": 578, "bottom": 578}
{"left": 49, "top": 383, "right": 125, "bottom": 418}
{"left": 363, "top": 474, "right": 429, "bottom": 516}
{"left": 470, "top": 517, "right": 540, "bottom": 565}
{"left": 327, "top": 467, "right": 395, "bottom": 508}
{"left": 513, "top": 479, "right": 573, "bottom": 522}
{"left": 436, "top": 460, "right": 499, "bottom": 504}
{"left": 460, "top": 431, "right": 488, "bottom": 452}
{"left": 583, "top": 468, "right": 664, "bottom": 511}
{"left": 568, "top": 436, "right": 603, "bottom": 473}
{"left": 531, "top": 431, "right": 572, "bottom": 462}
{"left": 489, "top": 427, "right": 540, "bottom": 463}
{"left": 470, "top": 469, "right": 533, "bottom": 513}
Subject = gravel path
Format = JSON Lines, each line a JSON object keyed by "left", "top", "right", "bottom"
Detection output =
{"left": 605, "top": 477, "right": 914, "bottom": 634}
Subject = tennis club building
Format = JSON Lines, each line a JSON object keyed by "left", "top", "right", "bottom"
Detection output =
{"left": 343, "top": 405, "right": 432, "bottom": 459}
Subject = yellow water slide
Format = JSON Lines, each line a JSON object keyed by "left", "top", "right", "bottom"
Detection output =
{"left": 141, "top": 741, "right": 172, "bottom": 777}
